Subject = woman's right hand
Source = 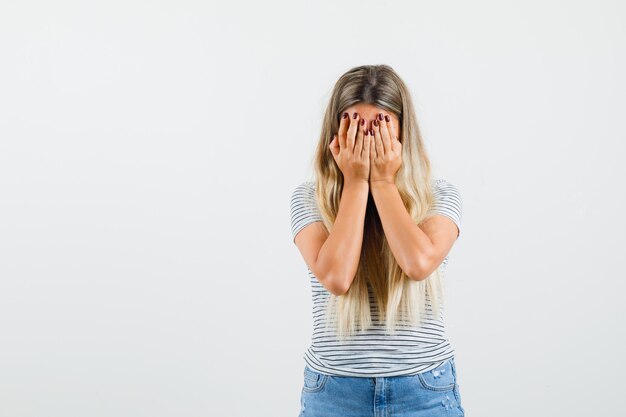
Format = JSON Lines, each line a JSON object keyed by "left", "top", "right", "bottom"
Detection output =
{"left": 329, "top": 112, "right": 371, "bottom": 184}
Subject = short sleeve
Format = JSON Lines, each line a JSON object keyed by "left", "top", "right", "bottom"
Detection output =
{"left": 428, "top": 179, "right": 462, "bottom": 238}
{"left": 290, "top": 181, "right": 324, "bottom": 243}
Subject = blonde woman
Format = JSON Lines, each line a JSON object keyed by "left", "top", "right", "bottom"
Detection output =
{"left": 290, "top": 65, "right": 466, "bottom": 417}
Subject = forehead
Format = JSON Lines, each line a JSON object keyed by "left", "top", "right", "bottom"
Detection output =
{"left": 344, "top": 103, "right": 398, "bottom": 122}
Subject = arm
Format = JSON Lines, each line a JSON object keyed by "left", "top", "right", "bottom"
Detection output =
{"left": 369, "top": 181, "right": 459, "bottom": 280}
{"left": 294, "top": 179, "right": 369, "bottom": 295}
{"left": 367, "top": 111, "right": 460, "bottom": 280}
{"left": 294, "top": 110, "right": 372, "bottom": 295}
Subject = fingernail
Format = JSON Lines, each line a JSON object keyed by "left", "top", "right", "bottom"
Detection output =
{"left": 378, "top": 113, "right": 383, "bottom": 121}
{"left": 370, "top": 128, "right": 374, "bottom": 135}
{"left": 385, "top": 115, "right": 390, "bottom": 122}
{"left": 360, "top": 118, "right": 365, "bottom": 126}
{"left": 373, "top": 119, "right": 378, "bottom": 126}
{"left": 343, "top": 112, "right": 349, "bottom": 119}
{"left": 365, "top": 129, "right": 369, "bottom": 136}
{"left": 353, "top": 112, "right": 358, "bottom": 119}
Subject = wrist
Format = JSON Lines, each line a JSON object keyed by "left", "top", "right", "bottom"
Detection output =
{"left": 344, "top": 177, "right": 370, "bottom": 188}
{"left": 369, "top": 178, "right": 396, "bottom": 188}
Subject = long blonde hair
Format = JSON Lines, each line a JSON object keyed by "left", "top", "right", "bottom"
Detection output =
{"left": 312, "top": 64, "right": 446, "bottom": 342}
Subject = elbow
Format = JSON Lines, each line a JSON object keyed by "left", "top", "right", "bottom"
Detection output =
{"left": 315, "top": 261, "right": 353, "bottom": 296}
{"left": 319, "top": 272, "right": 350, "bottom": 296}
{"left": 406, "top": 250, "right": 435, "bottom": 282}
{"left": 325, "top": 275, "right": 350, "bottom": 296}
{"left": 312, "top": 262, "right": 349, "bottom": 296}
{"left": 406, "top": 266, "right": 428, "bottom": 282}
{"left": 330, "top": 287, "right": 349, "bottom": 296}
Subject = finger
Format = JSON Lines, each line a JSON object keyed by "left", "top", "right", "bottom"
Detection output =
{"left": 385, "top": 114, "right": 399, "bottom": 143}
{"left": 346, "top": 112, "right": 359, "bottom": 152}
{"left": 355, "top": 120, "right": 365, "bottom": 156}
{"left": 337, "top": 111, "right": 349, "bottom": 150}
{"left": 370, "top": 127, "right": 378, "bottom": 159}
{"left": 386, "top": 116, "right": 402, "bottom": 153}
{"left": 372, "top": 122, "right": 384, "bottom": 158}
{"left": 378, "top": 113, "right": 392, "bottom": 154}
{"left": 362, "top": 128, "right": 371, "bottom": 161}
{"left": 329, "top": 134, "right": 339, "bottom": 157}
{"left": 392, "top": 136, "right": 402, "bottom": 153}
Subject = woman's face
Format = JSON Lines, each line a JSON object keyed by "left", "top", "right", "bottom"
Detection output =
{"left": 342, "top": 103, "right": 401, "bottom": 141}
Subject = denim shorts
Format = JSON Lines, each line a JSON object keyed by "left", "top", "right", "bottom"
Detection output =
{"left": 298, "top": 357, "right": 465, "bottom": 417}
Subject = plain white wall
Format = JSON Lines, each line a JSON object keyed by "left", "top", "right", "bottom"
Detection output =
{"left": 1, "top": 1, "right": 625, "bottom": 416}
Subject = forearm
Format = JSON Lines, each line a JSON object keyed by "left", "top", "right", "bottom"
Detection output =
{"left": 316, "top": 179, "right": 369, "bottom": 294}
{"left": 369, "top": 181, "right": 433, "bottom": 280}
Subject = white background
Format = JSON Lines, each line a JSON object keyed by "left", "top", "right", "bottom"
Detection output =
{"left": 1, "top": 1, "right": 625, "bottom": 416}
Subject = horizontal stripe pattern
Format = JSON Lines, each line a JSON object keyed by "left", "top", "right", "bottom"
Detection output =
{"left": 427, "top": 178, "right": 463, "bottom": 238}
{"left": 289, "top": 179, "right": 463, "bottom": 377}
{"left": 289, "top": 181, "right": 324, "bottom": 243}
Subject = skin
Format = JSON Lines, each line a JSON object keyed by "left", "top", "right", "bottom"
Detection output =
{"left": 294, "top": 103, "right": 459, "bottom": 295}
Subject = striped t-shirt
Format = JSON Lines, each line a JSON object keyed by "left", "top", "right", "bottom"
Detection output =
{"left": 289, "top": 179, "right": 463, "bottom": 377}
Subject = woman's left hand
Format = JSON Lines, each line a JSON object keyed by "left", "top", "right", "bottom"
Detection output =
{"left": 370, "top": 113, "right": 402, "bottom": 185}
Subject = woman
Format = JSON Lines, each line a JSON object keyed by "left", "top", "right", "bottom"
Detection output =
{"left": 289, "top": 64, "right": 465, "bottom": 417}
